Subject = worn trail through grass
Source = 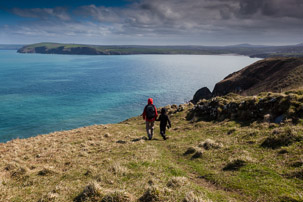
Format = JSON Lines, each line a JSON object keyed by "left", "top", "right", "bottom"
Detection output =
{"left": 0, "top": 103, "right": 302, "bottom": 202}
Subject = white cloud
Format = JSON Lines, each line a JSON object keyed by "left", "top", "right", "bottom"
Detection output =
{"left": 12, "top": 7, "right": 71, "bottom": 21}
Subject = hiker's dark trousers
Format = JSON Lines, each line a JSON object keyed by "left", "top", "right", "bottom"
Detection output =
{"left": 160, "top": 126, "right": 166, "bottom": 139}
{"left": 146, "top": 121, "right": 154, "bottom": 140}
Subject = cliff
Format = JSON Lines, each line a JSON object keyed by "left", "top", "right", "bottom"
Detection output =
{"left": 193, "top": 57, "right": 303, "bottom": 102}
{"left": 213, "top": 57, "right": 303, "bottom": 96}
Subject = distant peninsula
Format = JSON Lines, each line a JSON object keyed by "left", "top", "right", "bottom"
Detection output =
{"left": 17, "top": 42, "right": 303, "bottom": 58}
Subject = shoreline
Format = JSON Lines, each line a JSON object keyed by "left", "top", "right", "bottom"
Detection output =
{"left": 0, "top": 103, "right": 180, "bottom": 144}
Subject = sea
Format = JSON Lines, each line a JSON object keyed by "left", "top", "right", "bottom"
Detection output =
{"left": 0, "top": 50, "right": 259, "bottom": 142}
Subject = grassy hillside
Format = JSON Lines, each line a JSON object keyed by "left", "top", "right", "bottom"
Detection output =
{"left": 211, "top": 57, "right": 303, "bottom": 97}
{"left": 17, "top": 42, "right": 303, "bottom": 58}
{"left": 0, "top": 92, "right": 302, "bottom": 202}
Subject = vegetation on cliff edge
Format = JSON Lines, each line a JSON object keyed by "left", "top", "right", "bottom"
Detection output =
{"left": 0, "top": 91, "right": 302, "bottom": 202}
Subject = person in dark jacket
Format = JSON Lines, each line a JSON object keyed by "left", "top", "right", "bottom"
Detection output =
{"left": 156, "top": 108, "right": 171, "bottom": 140}
{"left": 142, "top": 98, "right": 158, "bottom": 140}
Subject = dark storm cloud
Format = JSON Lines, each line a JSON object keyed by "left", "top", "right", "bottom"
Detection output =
{"left": 1, "top": 0, "right": 303, "bottom": 45}
{"left": 75, "top": 0, "right": 303, "bottom": 35}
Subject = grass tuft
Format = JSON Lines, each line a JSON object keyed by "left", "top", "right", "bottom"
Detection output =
{"left": 139, "top": 186, "right": 162, "bottom": 202}
{"left": 261, "top": 128, "right": 302, "bottom": 149}
{"left": 74, "top": 182, "right": 103, "bottom": 202}
{"left": 183, "top": 191, "right": 211, "bottom": 202}
{"left": 184, "top": 147, "right": 197, "bottom": 155}
{"left": 223, "top": 159, "right": 246, "bottom": 171}
{"left": 198, "top": 139, "right": 223, "bottom": 150}
{"left": 166, "top": 177, "right": 188, "bottom": 188}
{"left": 101, "top": 190, "right": 133, "bottom": 202}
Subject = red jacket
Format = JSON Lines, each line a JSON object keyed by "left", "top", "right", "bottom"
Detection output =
{"left": 142, "top": 98, "right": 158, "bottom": 122}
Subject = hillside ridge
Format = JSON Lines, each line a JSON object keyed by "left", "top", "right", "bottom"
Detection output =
{"left": 17, "top": 42, "right": 303, "bottom": 58}
{"left": 193, "top": 57, "right": 303, "bottom": 102}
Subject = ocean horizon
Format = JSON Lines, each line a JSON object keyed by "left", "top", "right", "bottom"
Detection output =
{"left": 0, "top": 50, "right": 259, "bottom": 143}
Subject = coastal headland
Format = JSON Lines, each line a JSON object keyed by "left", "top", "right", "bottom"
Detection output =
{"left": 18, "top": 42, "right": 303, "bottom": 58}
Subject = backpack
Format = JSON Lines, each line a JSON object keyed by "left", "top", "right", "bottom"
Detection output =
{"left": 146, "top": 104, "right": 155, "bottom": 120}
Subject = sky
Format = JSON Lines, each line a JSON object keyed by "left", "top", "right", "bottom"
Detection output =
{"left": 0, "top": 0, "right": 303, "bottom": 45}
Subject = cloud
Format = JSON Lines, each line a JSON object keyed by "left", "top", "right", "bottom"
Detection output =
{"left": 236, "top": 0, "right": 303, "bottom": 19}
{"left": 76, "top": 5, "right": 121, "bottom": 23}
{"left": 11, "top": 7, "right": 71, "bottom": 21}
{"left": 73, "top": 0, "right": 303, "bottom": 39}
{"left": 2, "top": 0, "right": 303, "bottom": 45}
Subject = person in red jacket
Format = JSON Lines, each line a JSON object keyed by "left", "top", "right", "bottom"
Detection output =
{"left": 142, "top": 98, "right": 158, "bottom": 140}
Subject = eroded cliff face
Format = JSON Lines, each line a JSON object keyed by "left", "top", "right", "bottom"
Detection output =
{"left": 193, "top": 57, "right": 303, "bottom": 103}
{"left": 212, "top": 57, "right": 303, "bottom": 96}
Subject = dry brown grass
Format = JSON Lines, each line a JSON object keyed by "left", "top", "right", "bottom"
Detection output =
{"left": 0, "top": 101, "right": 302, "bottom": 202}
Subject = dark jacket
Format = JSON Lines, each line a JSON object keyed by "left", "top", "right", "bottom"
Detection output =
{"left": 142, "top": 98, "right": 158, "bottom": 122}
{"left": 156, "top": 108, "right": 171, "bottom": 130}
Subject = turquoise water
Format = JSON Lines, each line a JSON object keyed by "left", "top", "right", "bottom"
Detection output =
{"left": 0, "top": 50, "right": 259, "bottom": 142}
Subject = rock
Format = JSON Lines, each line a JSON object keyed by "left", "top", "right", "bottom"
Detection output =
{"left": 192, "top": 87, "right": 212, "bottom": 103}
{"left": 171, "top": 104, "right": 178, "bottom": 109}
{"left": 187, "top": 102, "right": 194, "bottom": 107}
{"left": 274, "top": 114, "right": 286, "bottom": 124}
{"left": 177, "top": 105, "right": 185, "bottom": 112}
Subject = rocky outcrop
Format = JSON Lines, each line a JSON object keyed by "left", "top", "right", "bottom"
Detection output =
{"left": 192, "top": 87, "right": 212, "bottom": 103}
{"left": 187, "top": 90, "right": 303, "bottom": 124}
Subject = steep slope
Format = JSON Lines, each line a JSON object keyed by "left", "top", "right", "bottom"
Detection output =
{"left": 212, "top": 57, "right": 303, "bottom": 96}
{"left": 0, "top": 97, "right": 302, "bottom": 202}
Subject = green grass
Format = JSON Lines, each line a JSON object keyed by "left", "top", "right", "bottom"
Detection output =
{"left": 0, "top": 97, "right": 303, "bottom": 201}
